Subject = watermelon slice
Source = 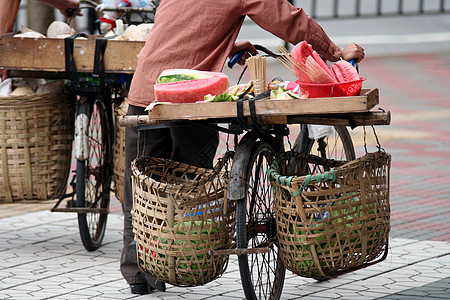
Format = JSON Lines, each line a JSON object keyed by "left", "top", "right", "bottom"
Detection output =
{"left": 291, "top": 41, "right": 338, "bottom": 83}
{"left": 304, "top": 56, "right": 337, "bottom": 83}
{"left": 291, "top": 41, "right": 312, "bottom": 65}
{"left": 311, "top": 51, "right": 337, "bottom": 82}
{"left": 291, "top": 41, "right": 313, "bottom": 82}
{"left": 227, "top": 81, "right": 254, "bottom": 97}
{"left": 332, "top": 60, "right": 360, "bottom": 83}
{"left": 154, "top": 70, "right": 229, "bottom": 103}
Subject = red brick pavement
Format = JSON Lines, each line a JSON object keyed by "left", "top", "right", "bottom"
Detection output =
{"left": 360, "top": 53, "right": 450, "bottom": 242}
{"left": 3, "top": 53, "right": 449, "bottom": 244}
{"left": 222, "top": 52, "right": 450, "bottom": 243}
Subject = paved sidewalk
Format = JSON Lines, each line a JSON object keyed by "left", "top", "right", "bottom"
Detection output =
{"left": 1, "top": 209, "right": 450, "bottom": 299}
{"left": 1, "top": 52, "right": 450, "bottom": 299}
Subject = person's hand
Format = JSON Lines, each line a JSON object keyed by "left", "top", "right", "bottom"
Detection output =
{"left": 57, "top": 0, "right": 82, "bottom": 18}
{"left": 341, "top": 42, "right": 365, "bottom": 63}
{"left": 229, "top": 41, "right": 258, "bottom": 66}
{"left": 39, "top": 0, "right": 82, "bottom": 18}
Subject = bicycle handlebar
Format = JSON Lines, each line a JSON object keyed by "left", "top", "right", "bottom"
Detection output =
{"left": 228, "top": 45, "right": 281, "bottom": 69}
{"left": 228, "top": 44, "right": 358, "bottom": 69}
{"left": 65, "top": 8, "right": 76, "bottom": 17}
{"left": 227, "top": 50, "right": 244, "bottom": 69}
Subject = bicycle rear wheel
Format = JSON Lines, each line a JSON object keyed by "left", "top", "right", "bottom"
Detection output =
{"left": 236, "top": 141, "right": 285, "bottom": 300}
{"left": 76, "top": 99, "right": 112, "bottom": 251}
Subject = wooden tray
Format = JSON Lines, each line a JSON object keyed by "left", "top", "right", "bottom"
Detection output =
{"left": 119, "top": 88, "right": 390, "bottom": 127}
{"left": 0, "top": 34, "right": 144, "bottom": 74}
{"left": 148, "top": 88, "right": 379, "bottom": 120}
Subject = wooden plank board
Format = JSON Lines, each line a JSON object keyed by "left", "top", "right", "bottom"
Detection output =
{"left": 286, "top": 111, "right": 391, "bottom": 126}
{"left": 147, "top": 88, "right": 379, "bottom": 121}
{"left": 0, "top": 35, "right": 144, "bottom": 73}
{"left": 119, "top": 111, "right": 391, "bottom": 127}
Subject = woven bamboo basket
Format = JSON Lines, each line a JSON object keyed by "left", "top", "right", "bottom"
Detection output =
{"left": 112, "top": 99, "right": 128, "bottom": 203}
{"left": 268, "top": 151, "right": 391, "bottom": 280}
{"left": 0, "top": 93, "right": 73, "bottom": 202}
{"left": 131, "top": 156, "right": 235, "bottom": 286}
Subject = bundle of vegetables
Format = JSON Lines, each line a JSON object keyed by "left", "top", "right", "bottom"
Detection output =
{"left": 290, "top": 41, "right": 361, "bottom": 84}
{"left": 286, "top": 194, "right": 388, "bottom": 277}
{"left": 142, "top": 220, "right": 226, "bottom": 284}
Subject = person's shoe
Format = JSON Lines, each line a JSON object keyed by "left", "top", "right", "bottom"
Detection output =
{"left": 143, "top": 272, "right": 166, "bottom": 292}
{"left": 129, "top": 240, "right": 166, "bottom": 292}
{"left": 130, "top": 283, "right": 150, "bottom": 295}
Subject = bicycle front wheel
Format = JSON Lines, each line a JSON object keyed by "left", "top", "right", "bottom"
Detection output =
{"left": 76, "top": 99, "right": 112, "bottom": 251}
{"left": 236, "top": 141, "right": 285, "bottom": 300}
{"left": 297, "top": 125, "right": 355, "bottom": 161}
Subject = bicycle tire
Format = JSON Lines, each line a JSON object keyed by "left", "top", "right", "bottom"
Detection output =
{"left": 76, "top": 99, "right": 112, "bottom": 251}
{"left": 236, "top": 141, "right": 285, "bottom": 300}
{"left": 297, "top": 125, "right": 355, "bottom": 161}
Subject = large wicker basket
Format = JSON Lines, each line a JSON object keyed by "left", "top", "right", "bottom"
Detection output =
{"left": 0, "top": 93, "right": 73, "bottom": 202}
{"left": 268, "top": 151, "right": 391, "bottom": 280}
{"left": 112, "top": 99, "right": 128, "bottom": 203}
{"left": 131, "top": 156, "right": 235, "bottom": 286}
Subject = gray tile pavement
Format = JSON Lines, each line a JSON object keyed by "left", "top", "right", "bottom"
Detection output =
{"left": 1, "top": 208, "right": 450, "bottom": 299}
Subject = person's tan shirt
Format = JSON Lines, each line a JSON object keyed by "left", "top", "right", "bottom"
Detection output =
{"left": 128, "top": 0, "right": 341, "bottom": 107}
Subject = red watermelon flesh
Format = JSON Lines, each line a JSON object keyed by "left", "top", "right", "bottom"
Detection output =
{"left": 291, "top": 41, "right": 337, "bottom": 83}
{"left": 291, "top": 41, "right": 313, "bottom": 82}
{"left": 154, "top": 72, "right": 229, "bottom": 103}
{"left": 311, "top": 51, "right": 337, "bottom": 82}
{"left": 291, "top": 41, "right": 312, "bottom": 65}
{"left": 332, "top": 60, "right": 360, "bottom": 83}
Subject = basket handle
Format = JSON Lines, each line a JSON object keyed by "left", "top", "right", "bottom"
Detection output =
{"left": 310, "top": 244, "right": 327, "bottom": 279}
{"left": 363, "top": 123, "right": 384, "bottom": 155}
{"left": 291, "top": 182, "right": 308, "bottom": 222}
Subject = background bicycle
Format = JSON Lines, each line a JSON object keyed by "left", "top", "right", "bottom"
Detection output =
{"left": 0, "top": 0, "right": 157, "bottom": 251}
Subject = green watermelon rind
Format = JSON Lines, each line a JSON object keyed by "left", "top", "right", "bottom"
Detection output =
{"left": 156, "top": 69, "right": 210, "bottom": 84}
{"left": 157, "top": 74, "right": 204, "bottom": 84}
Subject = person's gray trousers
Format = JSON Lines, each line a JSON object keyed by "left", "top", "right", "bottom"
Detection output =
{"left": 120, "top": 104, "right": 219, "bottom": 284}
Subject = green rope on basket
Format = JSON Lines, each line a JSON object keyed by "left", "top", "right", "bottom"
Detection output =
{"left": 292, "top": 169, "right": 337, "bottom": 197}
{"left": 292, "top": 187, "right": 303, "bottom": 197}
{"left": 303, "top": 168, "right": 337, "bottom": 186}
{"left": 268, "top": 166, "right": 295, "bottom": 187}
{"left": 267, "top": 167, "right": 277, "bottom": 181}
{"left": 280, "top": 175, "right": 294, "bottom": 186}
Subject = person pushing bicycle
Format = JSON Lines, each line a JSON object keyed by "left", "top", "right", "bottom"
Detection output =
{"left": 122, "top": 0, "right": 365, "bottom": 295}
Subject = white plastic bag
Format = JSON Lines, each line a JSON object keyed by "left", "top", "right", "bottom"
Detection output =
{"left": 0, "top": 78, "right": 12, "bottom": 96}
{"left": 307, "top": 124, "right": 335, "bottom": 140}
